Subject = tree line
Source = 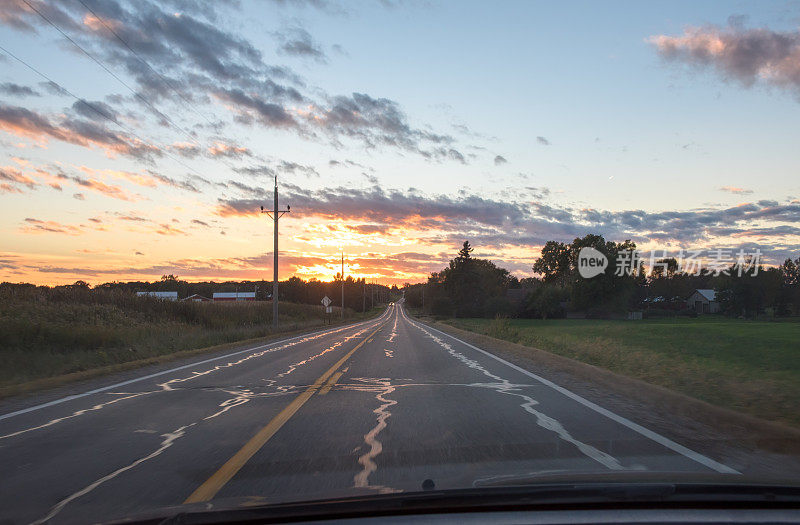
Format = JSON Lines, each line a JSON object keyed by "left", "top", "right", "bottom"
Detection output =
{"left": 6, "top": 275, "right": 397, "bottom": 313}
{"left": 403, "top": 237, "right": 800, "bottom": 319}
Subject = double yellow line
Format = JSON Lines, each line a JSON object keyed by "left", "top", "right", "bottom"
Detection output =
{"left": 184, "top": 321, "right": 385, "bottom": 503}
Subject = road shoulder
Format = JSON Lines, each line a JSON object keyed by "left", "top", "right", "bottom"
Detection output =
{"left": 418, "top": 317, "right": 800, "bottom": 478}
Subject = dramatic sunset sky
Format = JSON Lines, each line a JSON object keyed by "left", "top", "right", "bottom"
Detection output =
{"left": 1, "top": 0, "right": 799, "bottom": 285}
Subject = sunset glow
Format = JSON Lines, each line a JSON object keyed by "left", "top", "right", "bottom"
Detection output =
{"left": 1, "top": 1, "right": 799, "bottom": 287}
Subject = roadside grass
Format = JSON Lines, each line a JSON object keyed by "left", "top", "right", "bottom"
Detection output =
{"left": 444, "top": 316, "right": 800, "bottom": 427}
{"left": 0, "top": 284, "right": 372, "bottom": 393}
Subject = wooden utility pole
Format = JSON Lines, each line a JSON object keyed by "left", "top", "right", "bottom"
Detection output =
{"left": 261, "top": 176, "right": 290, "bottom": 329}
{"left": 341, "top": 252, "right": 345, "bottom": 319}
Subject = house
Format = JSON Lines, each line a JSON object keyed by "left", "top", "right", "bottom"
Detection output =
{"left": 183, "top": 294, "right": 211, "bottom": 302}
{"left": 212, "top": 292, "right": 256, "bottom": 302}
{"left": 136, "top": 291, "right": 178, "bottom": 301}
{"left": 687, "top": 289, "right": 720, "bottom": 314}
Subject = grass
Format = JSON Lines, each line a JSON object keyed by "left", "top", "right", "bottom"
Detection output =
{"left": 0, "top": 284, "right": 374, "bottom": 393}
{"left": 444, "top": 316, "right": 800, "bottom": 427}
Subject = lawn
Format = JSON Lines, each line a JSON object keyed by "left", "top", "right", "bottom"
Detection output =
{"left": 445, "top": 316, "right": 800, "bottom": 427}
{"left": 0, "top": 285, "right": 372, "bottom": 395}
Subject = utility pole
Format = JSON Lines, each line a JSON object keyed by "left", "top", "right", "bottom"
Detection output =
{"left": 362, "top": 278, "right": 366, "bottom": 312}
{"left": 341, "top": 252, "right": 345, "bottom": 319}
{"left": 261, "top": 176, "right": 290, "bottom": 330}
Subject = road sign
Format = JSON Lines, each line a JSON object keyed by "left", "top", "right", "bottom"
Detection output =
{"left": 321, "top": 295, "right": 332, "bottom": 307}
{"left": 326, "top": 306, "right": 333, "bottom": 314}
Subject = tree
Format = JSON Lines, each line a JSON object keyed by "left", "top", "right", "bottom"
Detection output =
{"left": 457, "top": 241, "right": 473, "bottom": 261}
{"left": 436, "top": 241, "right": 514, "bottom": 317}
{"left": 532, "top": 241, "right": 571, "bottom": 286}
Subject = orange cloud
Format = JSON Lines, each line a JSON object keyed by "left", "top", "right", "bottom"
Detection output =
{"left": 0, "top": 104, "right": 160, "bottom": 160}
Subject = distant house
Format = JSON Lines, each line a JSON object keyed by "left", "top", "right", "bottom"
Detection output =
{"left": 212, "top": 292, "right": 256, "bottom": 302}
{"left": 687, "top": 289, "right": 720, "bottom": 314}
{"left": 136, "top": 291, "right": 178, "bottom": 301}
{"left": 183, "top": 294, "right": 211, "bottom": 302}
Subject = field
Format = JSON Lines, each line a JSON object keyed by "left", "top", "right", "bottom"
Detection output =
{"left": 0, "top": 284, "right": 368, "bottom": 395}
{"left": 445, "top": 316, "right": 800, "bottom": 427}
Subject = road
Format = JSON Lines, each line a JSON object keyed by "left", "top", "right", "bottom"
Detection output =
{"left": 0, "top": 302, "right": 737, "bottom": 524}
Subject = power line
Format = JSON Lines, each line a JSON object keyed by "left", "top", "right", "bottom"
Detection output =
{"left": 73, "top": 0, "right": 218, "bottom": 129}
{"left": 20, "top": 0, "right": 231, "bottom": 171}
{"left": 0, "top": 43, "right": 209, "bottom": 182}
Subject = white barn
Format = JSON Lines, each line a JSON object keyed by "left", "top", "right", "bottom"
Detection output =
{"left": 212, "top": 292, "right": 256, "bottom": 302}
{"left": 687, "top": 289, "right": 720, "bottom": 314}
{"left": 136, "top": 291, "right": 178, "bottom": 301}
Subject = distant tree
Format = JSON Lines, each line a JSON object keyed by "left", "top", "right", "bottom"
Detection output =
{"left": 457, "top": 241, "right": 473, "bottom": 261}
{"left": 525, "top": 285, "right": 566, "bottom": 319}
{"left": 433, "top": 241, "right": 515, "bottom": 317}
{"left": 532, "top": 241, "right": 571, "bottom": 286}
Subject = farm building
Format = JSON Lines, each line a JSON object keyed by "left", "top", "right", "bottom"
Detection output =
{"left": 182, "top": 294, "right": 211, "bottom": 302}
{"left": 687, "top": 289, "right": 720, "bottom": 314}
{"left": 212, "top": 292, "right": 256, "bottom": 301}
{"left": 136, "top": 291, "right": 178, "bottom": 301}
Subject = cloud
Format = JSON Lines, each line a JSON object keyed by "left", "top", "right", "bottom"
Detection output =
{"left": 69, "top": 174, "right": 140, "bottom": 201}
{"left": 0, "top": 1, "right": 471, "bottom": 163}
{"left": 71, "top": 99, "right": 119, "bottom": 122}
{"left": 277, "top": 160, "right": 319, "bottom": 177}
{"left": 275, "top": 27, "right": 328, "bottom": 63}
{"left": 0, "top": 166, "right": 37, "bottom": 190}
{"left": 213, "top": 87, "right": 299, "bottom": 128}
{"left": 719, "top": 186, "right": 754, "bottom": 194}
{"left": 214, "top": 183, "right": 800, "bottom": 262}
{"left": 73, "top": 192, "right": 85, "bottom": 200}
{"left": 536, "top": 136, "right": 551, "bottom": 146}
{"left": 494, "top": 155, "right": 507, "bottom": 165}
{"left": 155, "top": 223, "right": 187, "bottom": 236}
{"left": 0, "top": 82, "right": 40, "bottom": 97}
{"left": 649, "top": 22, "right": 800, "bottom": 96}
{"left": 207, "top": 140, "right": 251, "bottom": 158}
{"left": 21, "top": 218, "right": 83, "bottom": 235}
{"left": 0, "top": 105, "right": 160, "bottom": 160}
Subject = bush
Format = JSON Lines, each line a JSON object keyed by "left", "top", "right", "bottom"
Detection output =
{"left": 429, "top": 296, "right": 454, "bottom": 318}
{"left": 482, "top": 296, "right": 514, "bottom": 318}
{"left": 525, "top": 286, "right": 566, "bottom": 319}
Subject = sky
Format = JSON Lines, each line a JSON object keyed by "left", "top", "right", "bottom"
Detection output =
{"left": 1, "top": 0, "right": 799, "bottom": 286}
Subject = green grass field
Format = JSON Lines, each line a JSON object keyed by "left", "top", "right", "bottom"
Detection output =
{"left": 0, "top": 285, "right": 371, "bottom": 393}
{"left": 445, "top": 316, "right": 800, "bottom": 427}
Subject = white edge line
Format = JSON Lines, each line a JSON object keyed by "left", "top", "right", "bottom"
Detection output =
{"left": 406, "top": 310, "right": 740, "bottom": 475}
{"left": 0, "top": 311, "right": 389, "bottom": 422}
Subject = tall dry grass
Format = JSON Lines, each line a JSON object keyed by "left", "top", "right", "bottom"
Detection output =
{"left": 0, "top": 283, "right": 352, "bottom": 389}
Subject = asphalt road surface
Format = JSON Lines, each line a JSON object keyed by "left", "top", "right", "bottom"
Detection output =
{"left": 0, "top": 302, "right": 739, "bottom": 524}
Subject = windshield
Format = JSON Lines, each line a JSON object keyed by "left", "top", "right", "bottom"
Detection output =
{"left": 1, "top": 1, "right": 800, "bottom": 523}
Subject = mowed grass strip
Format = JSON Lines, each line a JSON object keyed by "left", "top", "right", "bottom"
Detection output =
{"left": 445, "top": 317, "right": 800, "bottom": 427}
{"left": 0, "top": 286, "right": 360, "bottom": 392}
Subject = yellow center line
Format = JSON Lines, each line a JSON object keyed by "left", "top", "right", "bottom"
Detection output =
{"left": 184, "top": 322, "right": 385, "bottom": 503}
{"left": 318, "top": 370, "right": 344, "bottom": 396}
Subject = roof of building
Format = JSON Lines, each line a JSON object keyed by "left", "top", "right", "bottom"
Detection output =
{"left": 212, "top": 292, "right": 256, "bottom": 298}
{"left": 183, "top": 294, "right": 211, "bottom": 301}
{"left": 694, "top": 289, "right": 716, "bottom": 301}
{"left": 136, "top": 291, "right": 178, "bottom": 297}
